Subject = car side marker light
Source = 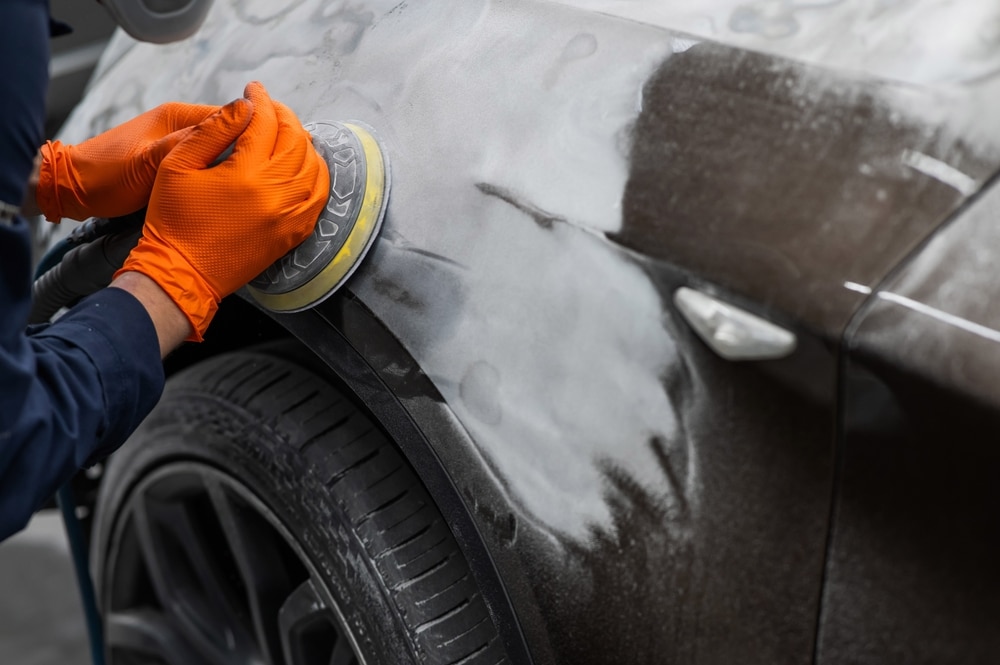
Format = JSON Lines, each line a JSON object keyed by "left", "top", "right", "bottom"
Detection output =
{"left": 673, "top": 287, "right": 797, "bottom": 361}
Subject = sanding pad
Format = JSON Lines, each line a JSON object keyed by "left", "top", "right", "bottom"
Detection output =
{"left": 248, "top": 120, "right": 390, "bottom": 313}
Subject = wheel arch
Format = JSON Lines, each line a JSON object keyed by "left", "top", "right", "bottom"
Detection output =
{"left": 163, "top": 291, "right": 543, "bottom": 665}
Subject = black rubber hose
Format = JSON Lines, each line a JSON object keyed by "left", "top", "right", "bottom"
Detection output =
{"left": 29, "top": 227, "right": 142, "bottom": 324}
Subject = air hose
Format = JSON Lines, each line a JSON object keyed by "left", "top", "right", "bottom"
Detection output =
{"left": 55, "top": 486, "right": 105, "bottom": 665}
{"left": 30, "top": 226, "right": 142, "bottom": 324}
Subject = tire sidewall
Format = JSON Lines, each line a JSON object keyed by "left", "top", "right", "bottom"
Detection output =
{"left": 92, "top": 377, "right": 418, "bottom": 665}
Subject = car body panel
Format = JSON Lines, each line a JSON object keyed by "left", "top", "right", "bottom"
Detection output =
{"left": 620, "top": 40, "right": 998, "bottom": 336}
{"left": 823, "top": 177, "right": 1000, "bottom": 664}
{"left": 54, "top": 1, "right": 1000, "bottom": 663}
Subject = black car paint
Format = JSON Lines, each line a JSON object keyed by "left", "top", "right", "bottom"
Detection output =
{"left": 618, "top": 42, "right": 996, "bottom": 335}
{"left": 822, "top": 176, "right": 1000, "bottom": 664}
{"left": 51, "top": 1, "right": 1000, "bottom": 663}
{"left": 259, "top": 36, "right": 1000, "bottom": 662}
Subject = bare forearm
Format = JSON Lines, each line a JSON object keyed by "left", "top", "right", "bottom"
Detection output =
{"left": 109, "top": 271, "right": 191, "bottom": 357}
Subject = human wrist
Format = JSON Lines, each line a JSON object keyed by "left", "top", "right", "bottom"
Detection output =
{"left": 109, "top": 271, "right": 192, "bottom": 357}
{"left": 115, "top": 236, "right": 221, "bottom": 342}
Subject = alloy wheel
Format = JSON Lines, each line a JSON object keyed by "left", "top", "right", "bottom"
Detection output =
{"left": 103, "top": 462, "right": 361, "bottom": 665}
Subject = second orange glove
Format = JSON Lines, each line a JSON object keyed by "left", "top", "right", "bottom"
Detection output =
{"left": 37, "top": 102, "right": 220, "bottom": 222}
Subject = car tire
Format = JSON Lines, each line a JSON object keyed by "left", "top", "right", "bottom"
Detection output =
{"left": 92, "top": 346, "right": 508, "bottom": 665}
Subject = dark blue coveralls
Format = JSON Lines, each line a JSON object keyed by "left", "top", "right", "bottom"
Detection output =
{"left": 0, "top": 0, "right": 164, "bottom": 541}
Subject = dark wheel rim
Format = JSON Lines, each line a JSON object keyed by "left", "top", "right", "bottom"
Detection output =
{"left": 103, "top": 462, "right": 362, "bottom": 665}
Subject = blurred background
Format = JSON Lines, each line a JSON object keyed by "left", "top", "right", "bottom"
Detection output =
{"left": 46, "top": 0, "right": 116, "bottom": 136}
{"left": 0, "top": 513, "right": 90, "bottom": 665}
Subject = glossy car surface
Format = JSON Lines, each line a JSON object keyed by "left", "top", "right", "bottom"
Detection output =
{"left": 52, "top": 1, "right": 1000, "bottom": 663}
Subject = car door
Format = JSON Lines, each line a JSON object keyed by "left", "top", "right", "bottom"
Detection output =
{"left": 820, "top": 173, "right": 1000, "bottom": 664}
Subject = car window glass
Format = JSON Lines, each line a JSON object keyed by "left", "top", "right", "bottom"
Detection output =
{"left": 552, "top": 0, "right": 1000, "bottom": 85}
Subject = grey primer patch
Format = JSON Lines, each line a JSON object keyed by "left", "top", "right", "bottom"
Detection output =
{"left": 459, "top": 361, "right": 502, "bottom": 426}
{"left": 476, "top": 182, "right": 564, "bottom": 230}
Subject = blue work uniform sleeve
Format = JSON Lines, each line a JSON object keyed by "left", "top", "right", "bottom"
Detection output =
{"left": 0, "top": 0, "right": 166, "bottom": 541}
{"left": 0, "top": 0, "right": 48, "bottom": 209}
{"left": 0, "top": 220, "right": 165, "bottom": 541}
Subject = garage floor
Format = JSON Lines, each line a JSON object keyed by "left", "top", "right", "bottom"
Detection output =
{"left": 0, "top": 512, "right": 90, "bottom": 665}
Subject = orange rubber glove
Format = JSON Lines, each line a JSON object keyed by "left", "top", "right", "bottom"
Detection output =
{"left": 116, "top": 82, "right": 330, "bottom": 341}
{"left": 36, "top": 102, "right": 220, "bottom": 221}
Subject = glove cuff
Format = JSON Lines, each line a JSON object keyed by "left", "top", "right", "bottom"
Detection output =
{"left": 37, "top": 141, "right": 64, "bottom": 222}
{"left": 115, "top": 236, "right": 221, "bottom": 343}
{"left": 38, "top": 141, "right": 92, "bottom": 222}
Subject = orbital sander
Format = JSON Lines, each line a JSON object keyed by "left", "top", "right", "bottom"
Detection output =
{"left": 248, "top": 120, "right": 390, "bottom": 312}
{"left": 30, "top": 120, "right": 390, "bottom": 323}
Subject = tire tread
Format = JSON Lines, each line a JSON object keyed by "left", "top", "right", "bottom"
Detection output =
{"left": 177, "top": 351, "right": 506, "bottom": 665}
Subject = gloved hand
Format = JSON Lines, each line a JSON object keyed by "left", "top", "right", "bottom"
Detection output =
{"left": 116, "top": 81, "right": 330, "bottom": 341}
{"left": 36, "top": 102, "right": 220, "bottom": 221}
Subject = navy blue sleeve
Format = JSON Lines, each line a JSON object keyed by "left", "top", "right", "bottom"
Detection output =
{"left": 0, "top": 0, "right": 166, "bottom": 540}
{"left": 0, "top": 221, "right": 165, "bottom": 541}
{"left": 0, "top": 0, "right": 48, "bottom": 210}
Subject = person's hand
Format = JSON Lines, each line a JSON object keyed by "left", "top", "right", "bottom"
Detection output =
{"left": 115, "top": 82, "right": 330, "bottom": 341}
{"left": 35, "top": 102, "right": 220, "bottom": 221}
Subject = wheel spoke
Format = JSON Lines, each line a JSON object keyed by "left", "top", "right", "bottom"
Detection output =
{"left": 279, "top": 579, "right": 347, "bottom": 665}
{"left": 205, "top": 475, "right": 295, "bottom": 664}
{"left": 131, "top": 488, "right": 258, "bottom": 661}
{"left": 108, "top": 463, "right": 367, "bottom": 665}
{"left": 151, "top": 494, "right": 243, "bottom": 614}
{"left": 106, "top": 609, "right": 212, "bottom": 665}
{"left": 329, "top": 637, "right": 355, "bottom": 665}
{"left": 131, "top": 496, "right": 180, "bottom": 610}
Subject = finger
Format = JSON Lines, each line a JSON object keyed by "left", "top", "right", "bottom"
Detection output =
{"left": 113, "top": 126, "right": 197, "bottom": 212}
{"left": 271, "top": 102, "right": 328, "bottom": 229}
{"left": 160, "top": 102, "right": 222, "bottom": 132}
{"left": 237, "top": 81, "right": 279, "bottom": 162}
{"left": 271, "top": 100, "right": 311, "bottom": 163}
{"left": 112, "top": 103, "right": 220, "bottom": 148}
{"left": 139, "top": 127, "right": 194, "bottom": 180}
{"left": 161, "top": 98, "right": 253, "bottom": 171}
{"left": 143, "top": 125, "right": 196, "bottom": 167}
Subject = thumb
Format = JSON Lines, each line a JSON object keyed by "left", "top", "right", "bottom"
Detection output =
{"left": 143, "top": 125, "right": 196, "bottom": 167}
{"left": 117, "top": 125, "right": 198, "bottom": 201}
{"left": 161, "top": 98, "right": 253, "bottom": 171}
{"left": 159, "top": 102, "right": 222, "bottom": 133}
